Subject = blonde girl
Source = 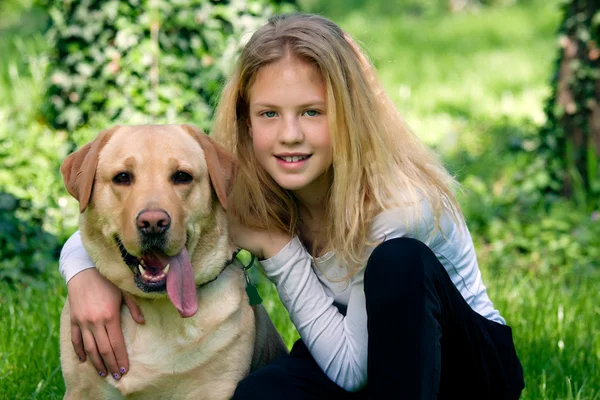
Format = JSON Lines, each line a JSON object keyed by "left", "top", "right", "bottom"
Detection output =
{"left": 60, "top": 13, "right": 524, "bottom": 399}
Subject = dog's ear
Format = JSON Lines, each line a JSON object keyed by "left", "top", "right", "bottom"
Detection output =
{"left": 181, "top": 124, "right": 237, "bottom": 210}
{"left": 60, "top": 126, "right": 120, "bottom": 213}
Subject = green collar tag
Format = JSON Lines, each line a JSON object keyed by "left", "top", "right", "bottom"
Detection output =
{"left": 234, "top": 249, "right": 262, "bottom": 306}
{"left": 245, "top": 280, "right": 263, "bottom": 306}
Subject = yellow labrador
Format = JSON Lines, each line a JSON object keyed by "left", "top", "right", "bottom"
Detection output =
{"left": 59, "top": 124, "right": 287, "bottom": 399}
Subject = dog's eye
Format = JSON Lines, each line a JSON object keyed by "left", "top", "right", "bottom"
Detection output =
{"left": 172, "top": 171, "right": 193, "bottom": 184}
{"left": 112, "top": 172, "right": 132, "bottom": 185}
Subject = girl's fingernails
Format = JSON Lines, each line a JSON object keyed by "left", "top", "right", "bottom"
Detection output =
{"left": 113, "top": 373, "right": 120, "bottom": 380}
{"left": 98, "top": 371, "right": 105, "bottom": 377}
{"left": 78, "top": 356, "right": 83, "bottom": 361}
{"left": 120, "top": 367, "right": 126, "bottom": 374}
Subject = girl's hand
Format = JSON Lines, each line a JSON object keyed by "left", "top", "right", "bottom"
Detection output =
{"left": 67, "top": 268, "right": 145, "bottom": 379}
{"left": 229, "top": 218, "right": 292, "bottom": 259}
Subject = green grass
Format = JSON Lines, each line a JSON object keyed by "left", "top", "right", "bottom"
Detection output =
{"left": 1, "top": 0, "right": 599, "bottom": 399}
{"left": 485, "top": 271, "right": 600, "bottom": 399}
{"left": 0, "top": 273, "right": 66, "bottom": 400}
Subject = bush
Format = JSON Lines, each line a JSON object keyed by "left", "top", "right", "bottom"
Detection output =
{"left": 0, "top": 17, "right": 75, "bottom": 285}
{"left": 465, "top": 196, "right": 600, "bottom": 279}
{"left": 41, "top": 0, "right": 297, "bottom": 139}
{"left": 0, "top": 192, "right": 61, "bottom": 285}
{"left": 451, "top": 121, "right": 600, "bottom": 279}
{"left": 0, "top": 104, "right": 70, "bottom": 285}
{"left": 0, "top": 0, "right": 298, "bottom": 284}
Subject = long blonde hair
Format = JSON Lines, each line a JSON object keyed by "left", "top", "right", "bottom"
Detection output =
{"left": 212, "top": 13, "right": 461, "bottom": 273}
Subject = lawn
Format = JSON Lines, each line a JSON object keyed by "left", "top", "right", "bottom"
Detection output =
{"left": 1, "top": 1, "right": 599, "bottom": 399}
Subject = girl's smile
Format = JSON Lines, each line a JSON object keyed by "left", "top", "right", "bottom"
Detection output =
{"left": 275, "top": 152, "right": 312, "bottom": 169}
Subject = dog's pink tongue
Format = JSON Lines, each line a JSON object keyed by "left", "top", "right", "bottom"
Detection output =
{"left": 166, "top": 248, "right": 198, "bottom": 318}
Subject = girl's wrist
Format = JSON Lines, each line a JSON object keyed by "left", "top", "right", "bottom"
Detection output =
{"left": 261, "top": 234, "right": 293, "bottom": 260}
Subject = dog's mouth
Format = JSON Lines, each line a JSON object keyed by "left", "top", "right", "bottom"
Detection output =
{"left": 116, "top": 236, "right": 198, "bottom": 318}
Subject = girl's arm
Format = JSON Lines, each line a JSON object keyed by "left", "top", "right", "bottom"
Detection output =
{"left": 256, "top": 201, "right": 448, "bottom": 392}
{"left": 59, "top": 231, "right": 144, "bottom": 380}
{"left": 59, "top": 230, "right": 95, "bottom": 282}
{"left": 229, "top": 221, "right": 368, "bottom": 391}
{"left": 261, "top": 237, "right": 369, "bottom": 392}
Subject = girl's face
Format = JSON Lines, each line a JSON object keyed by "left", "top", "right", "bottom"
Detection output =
{"left": 248, "top": 55, "right": 333, "bottom": 199}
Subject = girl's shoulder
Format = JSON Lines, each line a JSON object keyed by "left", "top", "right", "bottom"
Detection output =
{"left": 368, "top": 196, "right": 465, "bottom": 248}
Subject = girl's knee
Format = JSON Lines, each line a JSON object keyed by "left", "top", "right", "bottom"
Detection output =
{"left": 232, "top": 365, "right": 289, "bottom": 398}
{"left": 364, "top": 238, "right": 443, "bottom": 321}
{"left": 365, "top": 237, "right": 434, "bottom": 286}
{"left": 232, "top": 375, "right": 260, "bottom": 398}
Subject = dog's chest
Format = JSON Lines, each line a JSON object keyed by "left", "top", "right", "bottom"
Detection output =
{"left": 112, "top": 275, "right": 255, "bottom": 397}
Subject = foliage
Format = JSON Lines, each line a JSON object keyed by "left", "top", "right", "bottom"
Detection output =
{"left": 0, "top": 12, "right": 74, "bottom": 285}
{"left": 536, "top": 0, "right": 600, "bottom": 204}
{"left": 0, "top": 0, "right": 298, "bottom": 284}
{"left": 443, "top": 120, "right": 600, "bottom": 281}
{"left": 41, "top": 0, "right": 297, "bottom": 141}
{"left": 465, "top": 192, "right": 600, "bottom": 278}
{"left": 0, "top": 193, "right": 60, "bottom": 285}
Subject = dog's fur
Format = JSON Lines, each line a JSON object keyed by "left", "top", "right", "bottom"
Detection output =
{"left": 59, "top": 124, "right": 287, "bottom": 400}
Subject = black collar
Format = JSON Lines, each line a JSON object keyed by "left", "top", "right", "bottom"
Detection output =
{"left": 196, "top": 249, "right": 256, "bottom": 288}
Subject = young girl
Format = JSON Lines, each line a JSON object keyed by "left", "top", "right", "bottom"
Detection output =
{"left": 60, "top": 13, "right": 524, "bottom": 399}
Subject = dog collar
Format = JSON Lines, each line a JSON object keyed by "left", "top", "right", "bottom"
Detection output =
{"left": 196, "top": 262, "right": 229, "bottom": 289}
{"left": 231, "top": 249, "right": 262, "bottom": 306}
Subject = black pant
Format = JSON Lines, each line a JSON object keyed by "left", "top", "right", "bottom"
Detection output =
{"left": 233, "top": 238, "right": 525, "bottom": 399}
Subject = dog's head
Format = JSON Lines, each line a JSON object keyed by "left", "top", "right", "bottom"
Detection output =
{"left": 61, "top": 124, "right": 237, "bottom": 317}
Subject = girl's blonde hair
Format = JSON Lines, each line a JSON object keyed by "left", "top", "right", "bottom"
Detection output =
{"left": 212, "top": 13, "right": 461, "bottom": 273}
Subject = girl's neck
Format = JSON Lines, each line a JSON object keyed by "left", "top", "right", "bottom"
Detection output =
{"left": 291, "top": 168, "right": 332, "bottom": 257}
{"left": 292, "top": 168, "right": 332, "bottom": 222}
{"left": 295, "top": 194, "right": 328, "bottom": 257}
{"left": 296, "top": 197, "right": 326, "bottom": 222}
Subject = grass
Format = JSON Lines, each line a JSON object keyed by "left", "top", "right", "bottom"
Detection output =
{"left": 1, "top": 0, "right": 599, "bottom": 399}
{"left": 489, "top": 272, "right": 600, "bottom": 399}
{"left": 0, "top": 273, "right": 66, "bottom": 400}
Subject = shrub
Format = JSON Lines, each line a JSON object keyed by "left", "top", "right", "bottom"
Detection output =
{"left": 453, "top": 122, "right": 600, "bottom": 279}
{"left": 0, "top": 192, "right": 61, "bottom": 285}
{"left": 0, "top": 100, "right": 70, "bottom": 285}
{"left": 465, "top": 196, "right": 600, "bottom": 279}
{"left": 0, "top": 13, "right": 76, "bottom": 284}
{"left": 41, "top": 0, "right": 297, "bottom": 140}
{"left": 0, "top": 0, "right": 298, "bottom": 284}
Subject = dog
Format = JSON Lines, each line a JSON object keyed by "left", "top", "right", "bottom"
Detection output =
{"left": 59, "top": 124, "right": 287, "bottom": 399}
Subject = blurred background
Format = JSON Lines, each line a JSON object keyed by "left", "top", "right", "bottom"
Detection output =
{"left": 0, "top": 0, "right": 598, "bottom": 398}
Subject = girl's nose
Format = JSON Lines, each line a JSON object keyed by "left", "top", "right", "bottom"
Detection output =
{"left": 278, "top": 117, "right": 303, "bottom": 144}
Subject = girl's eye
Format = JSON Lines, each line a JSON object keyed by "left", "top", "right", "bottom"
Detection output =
{"left": 263, "top": 111, "right": 277, "bottom": 118}
{"left": 304, "top": 109, "right": 320, "bottom": 117}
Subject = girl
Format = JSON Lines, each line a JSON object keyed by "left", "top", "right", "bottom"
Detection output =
{"left": 60, "top": 13, "right": 524, "bottom": 399}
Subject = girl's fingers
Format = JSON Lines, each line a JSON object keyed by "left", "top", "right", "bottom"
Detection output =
{"left": 70, "top": 323, "right": 86, "bottom": 362}
{"left": 123, "top": 294, "right": 145, "bottom": 324}
{"left": 90, "top": 326, "right": 122, "bottom": 380}
{"left": 81, "top": 329, "right": 107, "bottom": 378}
{"left": 105, "top": 318, "right": 129, "bottom": 376}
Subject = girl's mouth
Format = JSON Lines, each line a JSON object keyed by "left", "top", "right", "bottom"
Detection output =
{"left": 275, "top": 155, "right": 311, "bottom": 162}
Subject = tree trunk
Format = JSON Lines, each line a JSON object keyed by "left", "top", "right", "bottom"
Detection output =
{"left": 546, "top": 0, "right": 600, "bottom": 199}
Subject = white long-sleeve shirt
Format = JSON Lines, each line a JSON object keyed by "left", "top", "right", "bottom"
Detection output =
{"left": 59, "top": 201, "right": 504, "bottom": 392}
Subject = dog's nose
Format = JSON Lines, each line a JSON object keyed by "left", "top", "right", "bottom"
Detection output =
{"left": 137, "top": 209, "right": 171, "bottom": 235}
